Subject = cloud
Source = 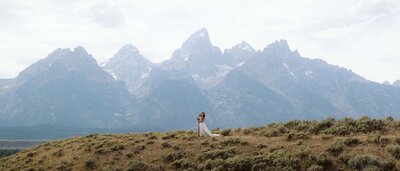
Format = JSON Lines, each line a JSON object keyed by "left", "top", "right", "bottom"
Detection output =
{"left": 0, "top": 0, "right": 25, "bottom": 29}
{"left": 0, "top": 0, "right": 399, "bottom": 82}
{"left": 87, "top": 1, "right": 126, "bottom": 28}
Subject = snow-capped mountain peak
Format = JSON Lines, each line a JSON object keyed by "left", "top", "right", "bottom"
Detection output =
{"left": 263, "top": 39, "right": 292, "bottom": 55}
{"left": 234, "top": 41, "right": 255, "bottom": 52}
{"left": 102, "top": 44, "right": 154, "bottom": 94}
{"left": 393, "top": 80, "right": 400, "bottom": 87}
{"left": 73, "top": 46, "right": 89, "bottom": 56}
{"left": 188, "top": 28, "right": 209, "bottom": 40}
{"left": 181, "top": 28, "right": 212, "bottom": 50}
{"left": 383, "top": 81, "right": 391, "bottom": 85}
{"left": 120, "top": 44, "right": 140, "bottom": 53}
{"left": 220, "top": 41, "right": 257, "bottom": 67}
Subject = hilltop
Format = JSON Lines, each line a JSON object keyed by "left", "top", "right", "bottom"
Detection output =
{"left": 2, "top": 116, "right": 400, "bottom": 171}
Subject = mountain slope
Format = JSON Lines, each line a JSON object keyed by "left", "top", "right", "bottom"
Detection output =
{"left": 233, "top": 40, "right": 400, "bottom": 118}
{"left": 102, "top": 44, "right": 154, "bottom": 94}
{"left": 160, "top": 28, "right": 223, "bottom": 88}
{"left": 2, "top": 28, "right": 400, "bottom": 130}
{"left": 393, "top": 80, "right": 400, "bottom": 87}
{"left": 130, "top": 68, "right": 210, "bottom": 130}
{"left": 220, "top": 41, "right": 257, "bottom": 67}
{"left": 207, "top": 70, "right": 294, "bottom": 127}
{"left": 0, "top": 47, "right": 133, "bottom": 128}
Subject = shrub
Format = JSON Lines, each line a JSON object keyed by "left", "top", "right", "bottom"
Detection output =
{"left": 146, "top": 141, "right": 155, "bottom": 145}
{"left": 276, "top": 125, "right": 289, "bottom": 134}
{"left": 297, "top": 140, "right": 304, "bottom": 146}
{"left": 221, "top": 138, "right": 241, "bottom": 146}
{"left": 52, "top": 149, "right": 64, "bottom": 157}
{"left": 355, "top": 116, "right": 386, "bottom": 133}
{"left": 220, "top": 129, "right": 232, "bottom": 136}
{"left": 311, "top": 118, "right": 335, "bottom": 134}
{"left": 315, "top": 153, "right": 332, "bottom": 168}
{"left": 251, "top": 162, "right": 267, "bottom": 171}
{"left": 326, "top": 142, "right": 345, "bottom": 156}
{"left": 386, "top": 116, "right": 394, "bottom": 121}
{"left": 85, "top": 134, "right": 98, "bottom": 138}
{"left": 126, "top": 153, "right": 134, "bottom": 158}
{"left": 367, "top": 134, "right": 381, "bottom": 144}
{"left": 26, "top": 152, "right": 35, "bottom": 157}
{"left": 249, "top": 155, "right": 268, "bottom": 165}
{"left": 338, "top": 154, "right": 352, "bottom": 164}
{"left": 85, "top": 159, "right": 96, "bottom": 170}
{"left": 286, "top": 132, "right": 309, "bottom": 141}
{"left": 387, "top": 145, "right": 400, "bottom": 159}
{"left": 362, "top": 166, "right": 380, "bottom": 171}
{"left": 242, "top": 129, "right": 254, "bottom": 135}
{"left": 171, "top": 158, "right": 192, "bottom": 169}
{"left": 225, "top": 156, "right": 252, "bottom": 171}
{"left": 234, "top": 127, "right": 241, "bottom": 133}
{"left": 321, "top": 134, "right": 333, "bottom": 140}
{"left": 380, "top": 137, "right": 391, "bottom": 145}
{"left": 264, "top": 149, "right": 301, "bottom": 170}
{"left": 126, "top": 161, "right": 148, "bottom": 171}
{"left": 395, "top": 137, "right": 400, "bottom": 145}
{"left": 262, "top": 129, "right": 280, "bottom": 137}
{"left": 294, "top": 147, "right": 311, "bottom": 159}
{"left": 95, "top": 142, "right": 104, "bottom": 149}
{"left": 202, "top": 158, "right": 225, "bottom": 170}
{"left": 111, "top": 144, "right": 125, "bottom": 151}
{"left": 284, "top": 120, "right": 312, "bottom": 132}
{"left": 211, "top": 128, "right": 220, "bottom": 132}
{"left": 162, "top": 132, "right": 176, "bottom": 140}
{"left": 200, "top": 140, "right": 209, "bottom": 146}
{"left": 95, "top": 148, "right": 107, "bottom": 154}
{"left": 307, "top": 165, "right": 323, "bottom": 171}
{"left": 347, "top": 155, "right": 380, "bottom": 170}
{"left": 343, "top": 137, "right": 361, "bottom": 147}
{"left": 258, "top": 143, "right": 268, "bottom": 149}
{"left": 148, "top": 135, "right": 158, "bottom": 140}
{"left": 161, "top": 142, "right": 171, "bottom": 148}
{"left": 135, "top": 145, "right": 146, "bottom": 151}
{"left": 324, "top": 125, "right": 352, "bottom": 136}
{"left": 197, "top": 149, "right": 235, "bottom": 161}
{"left": 380, "top": 158, "right": 396, "bottom": 170}
{"left": 164, "top": 152, "right": 184, "bottom": 162}
{"left": 286, "top": 133, "right": 295, "bottom": 141}
{"left": 173, "top": 145, "right": 181, "bottom": 150}
{"left": 367, "top": 134, "right": 390, "bottom": 146}
{"left": 56, "top": 161, "right": 72, "bottom": 171}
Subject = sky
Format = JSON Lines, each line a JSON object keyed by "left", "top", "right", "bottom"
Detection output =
{"left": 0, "top": 0, "right": 399, "bottom": 83}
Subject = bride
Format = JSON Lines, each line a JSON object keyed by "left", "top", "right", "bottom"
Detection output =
{"left": 197, "top": 112, "right": 220, "bottom": 137}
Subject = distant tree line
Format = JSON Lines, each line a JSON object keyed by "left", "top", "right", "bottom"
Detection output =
{"left": 0, "top": 149, "right": 20, "bottom": 158}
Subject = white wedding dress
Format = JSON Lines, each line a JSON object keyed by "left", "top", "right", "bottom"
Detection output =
{"left": 198, "top": 122, "right": 220, "bottom": 137}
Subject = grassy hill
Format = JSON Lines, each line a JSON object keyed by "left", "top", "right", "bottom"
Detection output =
{"left": 2, "top": 116, "right": 400, "bottom": 171}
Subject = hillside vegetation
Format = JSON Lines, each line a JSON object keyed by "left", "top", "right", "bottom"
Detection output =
{"left": 2, "top": 116, "right": 400, "bottom": 171}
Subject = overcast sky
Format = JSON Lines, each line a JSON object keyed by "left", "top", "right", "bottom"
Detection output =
{"left": 0, "top": 0, "right": 399, "bottom": 83}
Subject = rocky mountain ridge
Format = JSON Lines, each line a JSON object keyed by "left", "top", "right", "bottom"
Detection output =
{"left": 1, "top": 28, "right": 399, "bottom": 129}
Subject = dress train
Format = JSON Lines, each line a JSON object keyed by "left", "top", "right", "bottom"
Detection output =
{"left": 198, "top": 122, "right": 220, "bottom": 137}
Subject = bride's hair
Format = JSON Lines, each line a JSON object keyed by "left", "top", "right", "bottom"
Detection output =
{"left": 197, "top": 112, "right": 206, "bottom": 121}
{"left": 200, "top": 112, "right": 205, "bottom": 118}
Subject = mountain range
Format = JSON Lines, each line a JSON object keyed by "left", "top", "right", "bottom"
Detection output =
{"left": 1, "top": 28, "right": 400, "bottom": 130}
